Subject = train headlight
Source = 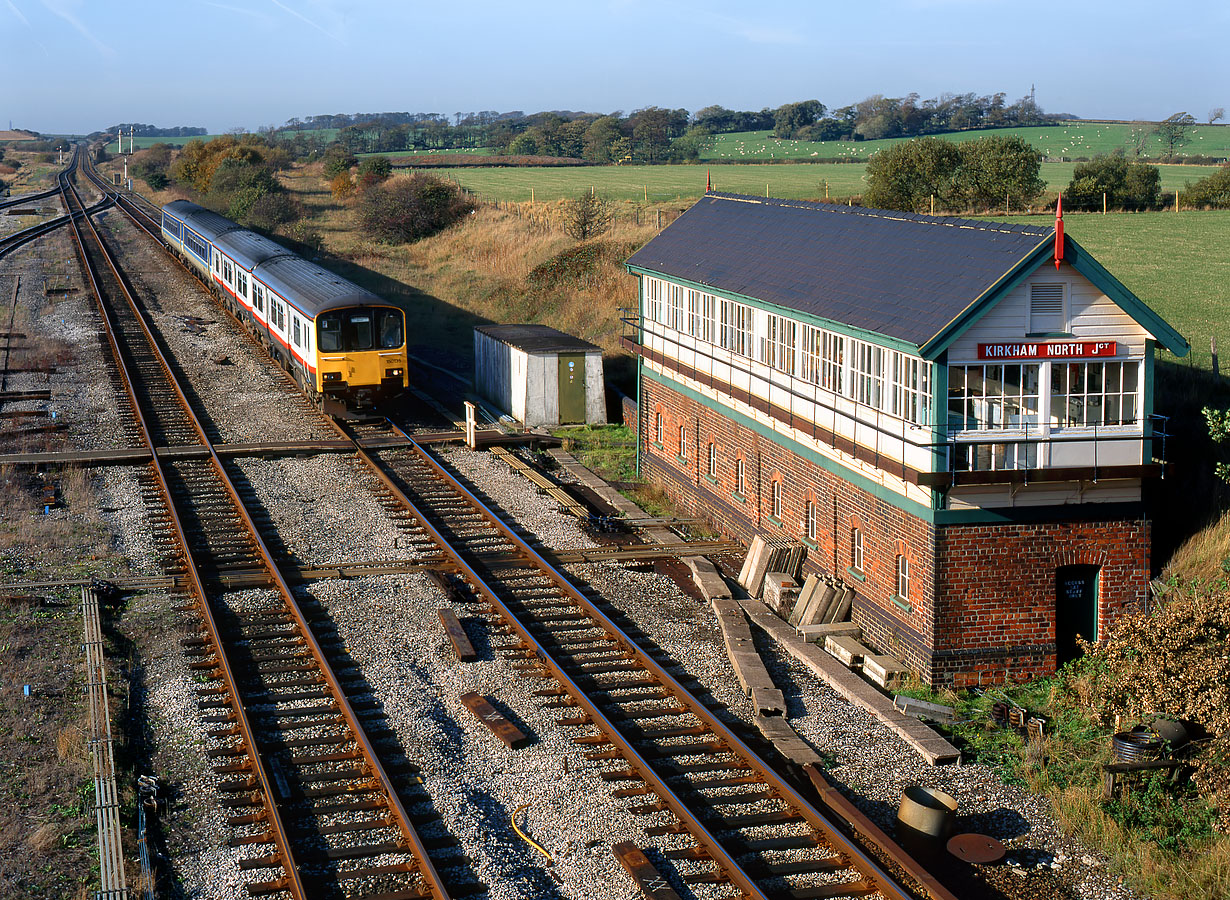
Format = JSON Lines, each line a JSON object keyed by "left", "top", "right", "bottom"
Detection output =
{"left": 386, "top": 368, "right": 404, "bottom": 377}
{"left": 323, "top": 371, "right": 341, "bottom": 382}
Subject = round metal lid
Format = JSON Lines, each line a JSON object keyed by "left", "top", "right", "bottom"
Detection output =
{"left": 947, "top": 833, "right": 1006, "bottom": 864}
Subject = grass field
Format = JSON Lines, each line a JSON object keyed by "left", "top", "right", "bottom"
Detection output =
{"left": 430, "top": 161, "right": 1217, "bottom": 204}
{"left": 702, "top": 122, "right": 1230, "bottom": 162}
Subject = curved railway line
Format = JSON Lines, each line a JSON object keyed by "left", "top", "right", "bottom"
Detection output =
{"left": 61, "top": 150, "right": 459, "bottom": 900}
{"left": 30, "top": 143, "right": 970, "bottom": 900}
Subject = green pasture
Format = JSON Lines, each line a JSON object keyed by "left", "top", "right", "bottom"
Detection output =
{"left": 703, "top": 123, "right": 1230, "bottom": 163}
{"left": 988, "top": 210, "right": 1230, "bottom": 370}
{"left": 431, "top": 161, "right": 1216, "bottom": 204}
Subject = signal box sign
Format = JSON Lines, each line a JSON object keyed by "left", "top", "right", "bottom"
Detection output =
{"left": 977, "top": 341, "right": 1117, "bottom": 361}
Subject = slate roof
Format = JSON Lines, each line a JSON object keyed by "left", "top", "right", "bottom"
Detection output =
{"left": 476, "top": 324, "right": 601, "bottom": 354}
{"left": 625, "top": 193, "right": 1054, "bottom": 349}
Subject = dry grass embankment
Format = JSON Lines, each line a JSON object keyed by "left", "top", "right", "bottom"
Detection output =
{"left": 276, "top": 165, "right": 658, "bottom": 383}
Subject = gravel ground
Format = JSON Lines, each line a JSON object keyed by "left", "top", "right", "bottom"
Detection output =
{"left": 441, "top": 444, "right": 1145, "bottom": 900}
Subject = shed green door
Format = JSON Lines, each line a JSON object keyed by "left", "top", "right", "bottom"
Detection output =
{"left": 1055, "top": 565, "right": 1099, "bottom": 666}
{"left": 558, "top": 354, "right": 586, "bottom": 423}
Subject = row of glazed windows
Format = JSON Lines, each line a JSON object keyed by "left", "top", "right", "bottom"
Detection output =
{"left": 652, "top": 410, "right": 912, "bottom": 600}
{"left": 947, "top": 361, "right": 1141, "bottom": 431}
{"left": 643, "top": 276, "right": 933, "bottom": 426}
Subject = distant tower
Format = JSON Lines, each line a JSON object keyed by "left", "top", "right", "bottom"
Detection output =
{"left": 1030, "top": 84, "right": 1036, "bottom": 107}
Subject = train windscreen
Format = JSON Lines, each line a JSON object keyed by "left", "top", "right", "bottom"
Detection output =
{"left": 318, "top": 308, "right": 404, "bottom": 352}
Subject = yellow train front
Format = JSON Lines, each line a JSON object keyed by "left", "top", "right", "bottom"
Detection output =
{"left": 162, "top": 201, "right": 409, "bottom": 411}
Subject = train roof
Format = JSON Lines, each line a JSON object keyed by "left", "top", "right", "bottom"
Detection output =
{"left": 255, "top": 255, "right": 384, "bottom": 317}
{"left": 163, "top": 200, "right": 244, "bottom": 242}
{"left": 213, "top": 228, "right": 296, "bottom": 272}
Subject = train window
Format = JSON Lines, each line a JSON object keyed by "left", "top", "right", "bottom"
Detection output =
{"left": 345, "top": 314, "right": 373, "bottom": 350}
{"left": 237, "top": 272, "right": 247, "bottom": 296}
{"left": 293, "top": 319, "right": 301, "bottom": 346}
{"left": 378, "top": 310, "right": 404, "bottom": 349}
{"left": 319, "top": 315, "right": 342, "bottom": 351}
{"left": 253, "top": 285, "right": 264, "bottom": 313}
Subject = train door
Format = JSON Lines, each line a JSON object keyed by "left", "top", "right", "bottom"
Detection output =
{"left": 1055, "top": 564, "right": 1099, "bottom": 666}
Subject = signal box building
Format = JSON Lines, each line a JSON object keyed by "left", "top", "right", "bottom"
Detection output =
{"left": 621, "top": 193, "right": 1188, "bottom": 686}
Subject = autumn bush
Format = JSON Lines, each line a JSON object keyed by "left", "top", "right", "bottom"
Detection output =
{"left": 1083, "top": 582, "right": 1230, "bottom": 832}
{"left": 357, "top": 173, "right": 473, "bottom": 243}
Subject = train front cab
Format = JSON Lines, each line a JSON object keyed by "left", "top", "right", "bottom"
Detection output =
{"left": 314, "top": 305, "right": 408, "bottom": 407}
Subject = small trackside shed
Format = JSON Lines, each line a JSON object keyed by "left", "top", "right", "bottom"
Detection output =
{"left": 474, "top": 324, "right": 607, "bottom": 427}
{"left": 621, "top": 192, "right": 1189, "bottom": 687}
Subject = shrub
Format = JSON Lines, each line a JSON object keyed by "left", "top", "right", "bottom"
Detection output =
{"left": 357, "top": 173, "right": 474, "bottom": 243}
{"left": 322, "top": 146, "right": 356, "bottom": 178}
{"left": 246, "top": 192, "right": 302, "bottom": 230}
{"left": 330, "top": 172, "right": 355, "bottom": 201}
{"left": 1065, "top": 154, "right": 1161, "bottom": 211}
{"left": 562, "top": 192, "right": 613, "bottom": 240}
{"left": 1183, "top": 164, "right": 1230, "bottom": 209}
{"left": 357, "top": 155, "right": 392, "bottom": 180}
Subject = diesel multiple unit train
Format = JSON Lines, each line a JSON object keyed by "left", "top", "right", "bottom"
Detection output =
{"left": 160, "top": 200, "right": 408, "bottom": 409}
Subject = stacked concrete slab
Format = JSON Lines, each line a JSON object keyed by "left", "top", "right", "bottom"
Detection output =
{"left": 737, "top": 536, "right": 805, "bottom": 598}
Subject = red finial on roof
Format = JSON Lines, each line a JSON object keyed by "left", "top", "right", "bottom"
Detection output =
{"left": 706, "top": 169, "right": 712, "bottom": 192}
{"left": 1054, "top": 193, "right": 1064, "bottom": 270}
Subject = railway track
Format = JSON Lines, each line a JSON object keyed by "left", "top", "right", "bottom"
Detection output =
{"left": 74, "top": 145, "right": 959, "bottom": 900}
{"left": 344, "top": 420, "right": 956, "bottom": 900}
{"left": 61, "top": 149, "right": 466, "bottom": 900}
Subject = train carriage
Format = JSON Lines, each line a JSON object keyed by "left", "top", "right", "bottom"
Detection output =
{"left": 160, "top": 201, "right": 408, "bottom": 409}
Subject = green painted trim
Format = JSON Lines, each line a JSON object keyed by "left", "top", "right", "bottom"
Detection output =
{"left": 731, "top": 491, "right": 747, "bottom": 505}
{"left": 1143, "top": 339, "right": 1155, "bottom": 459}
{"left": 627, "top": 264, "right": 923, "bottom": 356}
{"left": 641, "top": 366, "right": 938, "bottom": 521}
{"left": 635, "top": 363, "right": 642, "bottom": 479}
{"left": 1064, "top": 239, "right": 1190, "bottom": 357}
{"left": 702, "top": 473, "right": 719, "bottom": 486}
{"left": 676, "top": 455, "right": 687, "bottom": 465}
{"left": 801, "top": 537, "right": 819, "bottom": 551}
{"left": 651, "top": 441, "right": 664, "bottom": 451}
{"left": 930, "top": 359, "right": 949, "bottom": 486}
{"left": 846, "top": 566, "right": 867, "bottom": 582}
{"left": 891, "top": 595, "right": 913, "bottom": 613}
{"left": 934, "top": 501, "right": 1146, "bottom": 526}
{"left": 766, "top": 515, "right": 783, "bottom": 529}
{"left": 919, "top": 236, "right": 1053, "bottom": 358}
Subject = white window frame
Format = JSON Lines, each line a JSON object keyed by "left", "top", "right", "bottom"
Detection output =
{"left": 678, "top": 423, "right": 687, "bottom": 460}
{"left": 707, "top": 442, "right": 717, "bottom": 478}
{"left": 804, "top": 499, "right": 817, "bottom": 542}
{"left": 734, "top": 457, "right": 746, "bottom": 496}
{"left": 654, "top": 411, "right": 663, "bottom": 445}
{"left": 896, "top": 554, "right": 910, "bottom": 600}
{"left": 851, "top": 527, "right": 864, "bottom": 573}
{"left": 771, "top": 479, "right": 783, "bottom": 520}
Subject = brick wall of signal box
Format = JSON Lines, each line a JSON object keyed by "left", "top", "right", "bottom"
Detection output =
{"left": 932, "top": 519, "right": 1151, "bottom": 687}
{"left": 640, "top": 376, "right": 1153, "bottom": 686}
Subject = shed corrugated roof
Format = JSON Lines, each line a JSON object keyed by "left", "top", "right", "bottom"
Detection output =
{"left": 625, "top": 193, "right": 1053, "bottom": 348}
{"left": 475, "top": 324, "right": 601, "bottom": 354}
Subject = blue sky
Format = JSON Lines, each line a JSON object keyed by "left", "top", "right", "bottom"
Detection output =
{"left": 2, "top": 0, "right": 1227, "bottom": 134}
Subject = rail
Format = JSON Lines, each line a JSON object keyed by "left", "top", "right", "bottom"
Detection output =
{"left": 63, "top": 149, "right": 453, "bottom": 900}
{"left": 347, "top": 417, "right": 957, "bottom": 900}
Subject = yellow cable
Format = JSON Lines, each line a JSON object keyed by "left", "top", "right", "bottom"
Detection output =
{"left": 511, "top": 802, "right": 554, "bottom": 866}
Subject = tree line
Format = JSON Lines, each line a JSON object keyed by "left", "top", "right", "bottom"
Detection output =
{"left": 258, "top": 88, "right": 1062, "bottom": 164}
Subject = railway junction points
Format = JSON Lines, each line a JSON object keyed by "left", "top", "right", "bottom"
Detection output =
{"left": 0, "top": 149, "right": 1153, "bottom": 899}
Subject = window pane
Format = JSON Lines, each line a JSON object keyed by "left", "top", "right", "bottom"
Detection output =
{"left": 319, "top": 316, "right": 341, "bottom": 351}
{"left": 379, "top": 310, "right": 404, "bottom": 348}
{"left": 1123, "top": 363, "right": 1139, "bottom": 393}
